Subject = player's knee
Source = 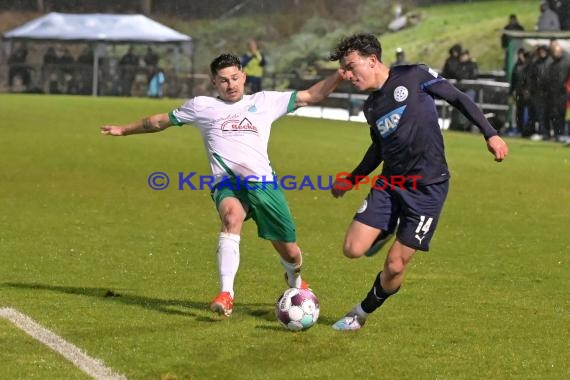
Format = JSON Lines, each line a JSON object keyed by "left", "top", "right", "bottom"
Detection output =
{"left": 284, "top": 246, "right": 302, "bottom": 261}
{"left": 342, "top": 241, "right": 364, "bottom": 259}
{"left": 273, "top": 241, "right": 302, "bottom": 262}
{"left": 221, "top": 212, "right": 244, "bottom": 231}
{"left": 384, "top": 257, "right": 406, "bottom": 276}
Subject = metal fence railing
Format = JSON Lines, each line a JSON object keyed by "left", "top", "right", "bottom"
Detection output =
{"left": 0, "top": 63, "right": 512, "bottom": 129}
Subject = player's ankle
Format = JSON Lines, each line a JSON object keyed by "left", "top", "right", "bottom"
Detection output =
{"left": 354, "top": 304, "right": 369, "bottom": 319}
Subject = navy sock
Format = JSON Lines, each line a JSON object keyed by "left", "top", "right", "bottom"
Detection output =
{"left": 360, "top": 272, "right": 400, "bottom": 314}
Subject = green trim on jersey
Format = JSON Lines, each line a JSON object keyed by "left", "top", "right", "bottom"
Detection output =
{"left": 211, "top": 180, "right": 297, "bottom": 242}
{"left": 287, "top": 91, "right": 298, "bottom": 113}
{"left": 213, "top": 153, "right": 236, "bottom": 177}
{"left": 168, "top": 111, "right": 184, "bottom": 126}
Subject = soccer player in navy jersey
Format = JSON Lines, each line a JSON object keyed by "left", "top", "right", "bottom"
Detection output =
{"left": 328, "top": 33, "right": 509, "bottom": 330}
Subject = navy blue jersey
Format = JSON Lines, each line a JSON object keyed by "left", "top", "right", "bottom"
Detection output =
{"left": 362, "top": 64, "right": 497, "bottom": 186}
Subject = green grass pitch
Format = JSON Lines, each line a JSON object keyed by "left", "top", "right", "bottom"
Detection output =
{"left": 0, "top": 94, "right": 568, "bottom": 379}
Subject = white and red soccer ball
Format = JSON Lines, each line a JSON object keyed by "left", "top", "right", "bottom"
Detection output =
{"left": 275, "top": 288, "right": 320, "bottom": 331}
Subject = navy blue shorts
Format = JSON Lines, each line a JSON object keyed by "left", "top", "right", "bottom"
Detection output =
{"left": 353, "top": 179, "right": 449, "bottom": 251}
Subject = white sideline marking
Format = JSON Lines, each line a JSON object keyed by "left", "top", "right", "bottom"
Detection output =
{"left": 0, "top": 307, "right": 127, "bottom": 380}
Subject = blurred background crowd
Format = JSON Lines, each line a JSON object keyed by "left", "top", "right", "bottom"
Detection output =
{"left": 1, "top": 0, "right": 569, "bottom": 142}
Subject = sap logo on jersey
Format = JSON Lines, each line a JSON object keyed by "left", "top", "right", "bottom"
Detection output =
{"left": 375, "top": 105, "right": 406, "bottom": 138}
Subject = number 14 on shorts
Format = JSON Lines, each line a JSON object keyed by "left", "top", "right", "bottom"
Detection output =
{"left": 414, "top": 216, "right": 433, "bottom": 244}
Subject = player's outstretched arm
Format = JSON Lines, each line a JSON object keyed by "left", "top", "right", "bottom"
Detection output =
{"left": 430, "top": 81, "right": 509, "bottom": 162}
{"left": 424, "top": 76, "right": 498, "bottom": 140}
{"left": 486, "top": 135, "right": 509, "bottom": 162}
{"left": 295, "top": 69, "right": 344, "bottom": 108}
{"left": 427, "top": 81, "right": 509, "bottom": 162}
{"left": 100, "top": 113, "right": 172, "bottom": 136}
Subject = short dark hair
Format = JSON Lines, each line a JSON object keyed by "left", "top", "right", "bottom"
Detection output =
{"left": 210, "top": 53, "right": 242, "bottom": 76}
{"left": 329, "top": 33, "right": 382, "bottom": 62}
{"left": 450, "top": 43, "right": 462, "bottom": 55}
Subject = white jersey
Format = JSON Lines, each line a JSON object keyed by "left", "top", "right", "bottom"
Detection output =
{"left": 169, "top": 91, "right": 296, "bottom": 185}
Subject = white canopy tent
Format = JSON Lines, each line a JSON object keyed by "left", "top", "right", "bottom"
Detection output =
{"left": 3, "top": 12, "right": 192, "bottom": 95}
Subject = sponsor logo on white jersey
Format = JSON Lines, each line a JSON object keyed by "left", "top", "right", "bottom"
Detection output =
{"left": 221, "top": 117, "right": 258, "bottom": 133}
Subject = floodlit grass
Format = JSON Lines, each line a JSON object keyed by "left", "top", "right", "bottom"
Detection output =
{"left": 1, "top": 94, "right": 569, "bottom": 379}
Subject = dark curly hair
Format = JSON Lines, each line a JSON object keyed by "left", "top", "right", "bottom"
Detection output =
{"left": 329, "top": 33, "right": 383, "bottom": 62}
{"left": 210, "top": 53, "right": 242, "bottom": 76}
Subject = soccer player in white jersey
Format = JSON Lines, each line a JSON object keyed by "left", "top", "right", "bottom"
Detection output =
{"left": 101, "top": 53, "right": 343, "bottom": 317}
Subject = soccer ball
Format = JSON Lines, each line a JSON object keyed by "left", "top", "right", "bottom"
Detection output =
{"left": 275, "top": 288, "right": 320, "bottom": 331}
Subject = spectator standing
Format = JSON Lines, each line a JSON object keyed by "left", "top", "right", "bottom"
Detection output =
{"left": 502, "top": 14, "right": 524, "bottom": 49}
{"left": 390, "top": 48, "right": 409, "bottom": 68}
{"left": 119, "top": 47, "right": 139, "bottom": 96}
{"left": 527, "top": 45, "right": 552, "bottom": 140}
{"left": 241, "top": 39, "right": 266, "bottom": 93}
{"left": 144, "top": 47, "right": 159, "bottom": 68}
{"left": 509, "top": 48, "right": 532, "bottom": 136}
{"left": 42, "top": 47, "right": 58, "bottom": 93}
{"left": 557, "top": 1, "right": 570, "bottom": 30}
{"left": 77, "top": 46, "right": 95, "bottom": 95}
{"left": 58, "top": 48, "right": 76, "bottom": 94}
{"left": 43, "top": 47, "right": 57, "bottom": 66}
{"left": 501, "top": 14, "right": 524, "bottom": 73}
{"left": 441, "top": 44, "right": 462, "bottom": 80}
{"left": 546, "top": 43, "right": 570, "bottom": 141}
{"left": 59, "top": 48, "right": 75, "bottom": 74}
{"left": 537, "top": 1, "right": 560, "bottom": 31}
{"left": 457, "top": 50, "right": 478, "bottom": 81}
{"left": 8, "top": 43, "right": 30, "bottom": 90}
{"left": 147, "top": 67, "right": 166, "bottom": 98}
{"left": 451, "top": 49, "right": 479, "bottom": 131}
{"left": 144, "top": 46, "right": 160, "bottom": 80}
